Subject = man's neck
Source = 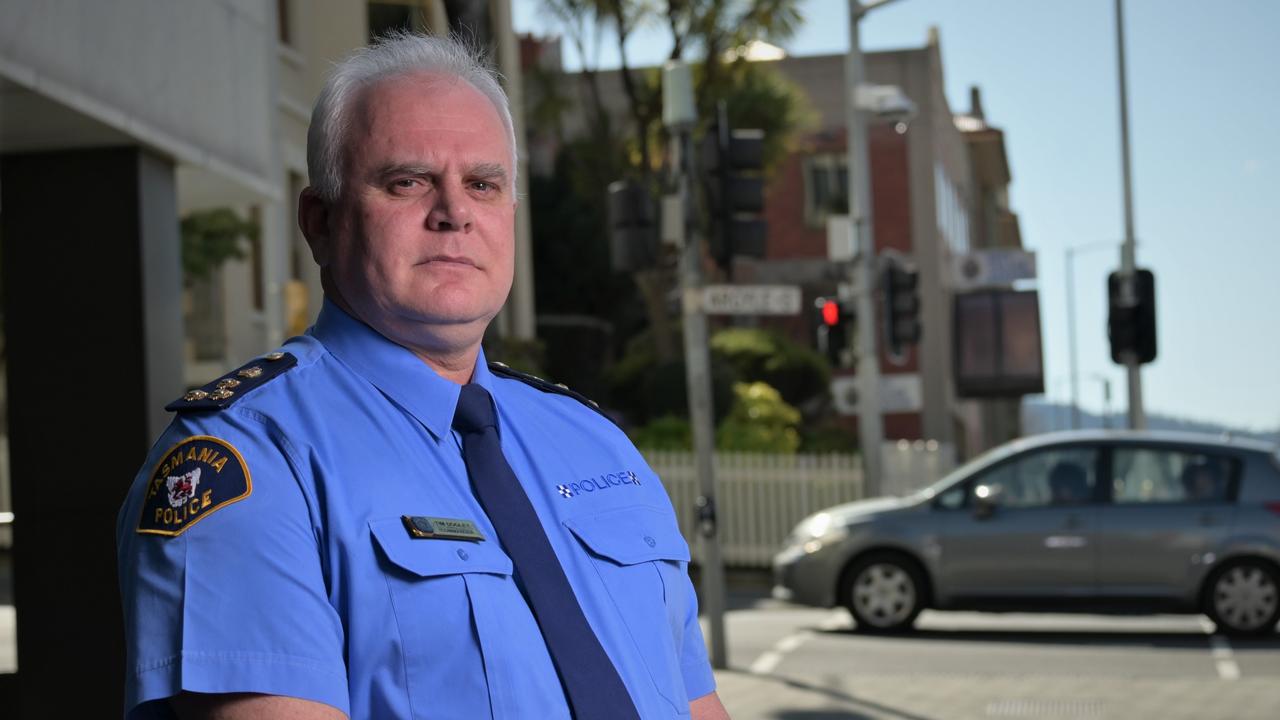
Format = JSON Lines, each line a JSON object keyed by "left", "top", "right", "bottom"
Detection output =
{"left": 324, "top": 291, "right": 480, "bottom": 386}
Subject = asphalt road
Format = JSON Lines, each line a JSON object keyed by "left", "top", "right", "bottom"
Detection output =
{"left": 4, "top": 591, "right": 1277, "bottom": 718}
{"left": 712, "top": 592, "right": 1280, "bottom": 720}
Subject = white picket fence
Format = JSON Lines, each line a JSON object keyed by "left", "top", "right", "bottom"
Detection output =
{"left": 645, "top": 443, "right": 954, "bottom": 569}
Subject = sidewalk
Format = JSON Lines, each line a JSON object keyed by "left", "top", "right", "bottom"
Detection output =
{"left": 714, "top": 668, "right": 1280, "bottom": 720}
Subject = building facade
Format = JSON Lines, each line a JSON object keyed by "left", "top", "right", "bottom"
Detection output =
{"left": 546, "top": 29, "right": 1040, "bottom": 461}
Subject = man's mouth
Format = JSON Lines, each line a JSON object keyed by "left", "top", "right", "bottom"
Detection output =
{"left": 423, "top": 255, "right": 477, "bottom": 268}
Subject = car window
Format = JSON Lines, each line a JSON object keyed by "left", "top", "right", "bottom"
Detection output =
{"left": 1111, "top": 447, "right": 1235, "bottom": 504}
{"left": 971, "top": 446, "right": 1099, "bottom": 509}
{"left": 935, "top": 483, "right": 967, "bottom": 510}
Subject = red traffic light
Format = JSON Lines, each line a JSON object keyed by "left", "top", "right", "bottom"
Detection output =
{"left": 821, "top": 300, "right": 840, "bottom": 326}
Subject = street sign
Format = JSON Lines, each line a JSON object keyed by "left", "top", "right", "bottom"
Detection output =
{"left": 831, "top": 373, "right": 923, "bottom": 415}
{"left": 701, "top": 284, "right": 802, "bottom": 316}
{"left": 827, "top": 215, "right": 854, "bottom": 261}
{"left": 953, "top": 249, "right": 1037, "bottom": 290}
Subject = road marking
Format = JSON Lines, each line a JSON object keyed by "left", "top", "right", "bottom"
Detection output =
{"left": 775, "top": 633, "right": 807, "bottom": 653}
{"left": 1199, "top": 617, "right": 1241, "bottom": 680}
{"left": 747, "top": 610, "right": 846, "bottom": 676}
{"left": 748, "top": 649, "right": 785, "bottom": 675}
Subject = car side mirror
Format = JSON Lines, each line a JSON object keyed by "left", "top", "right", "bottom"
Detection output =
{"left": 972, "top": 483, "right": 1003, "bottom": 519}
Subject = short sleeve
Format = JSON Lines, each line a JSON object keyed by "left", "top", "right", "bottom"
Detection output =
{"left": 116, "top": 410, "right": 348, "bottom": 718}
{"left": 674, "top": 562, "right": 716, "bottom": 701}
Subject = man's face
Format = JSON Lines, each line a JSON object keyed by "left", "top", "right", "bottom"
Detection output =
{"left": 317, "top": 72, "right": 515, "bottom": 352}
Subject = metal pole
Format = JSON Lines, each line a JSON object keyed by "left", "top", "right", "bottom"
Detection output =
{"left": 1066, "top": 247, "right": 1080, "bottom": 430}
{"left": 1100, "top": 376, "right": 1113, "bottom": 429}
{"left": 848, "top": 0, "right": 885, "bottom": 495}
{"left": 1114, "top": 0, "right": 1145, "bottom": 429}
{"left": 669, "top": 102, "right": 728, "bottom": 670}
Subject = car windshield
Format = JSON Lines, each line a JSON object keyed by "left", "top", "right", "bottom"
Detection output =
{"left": 907, "top": 441, "right": 1021, "bottom": 500}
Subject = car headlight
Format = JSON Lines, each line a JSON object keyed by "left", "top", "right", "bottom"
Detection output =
{"left": 787, "top": 512, "right": 848, "bottom": 553}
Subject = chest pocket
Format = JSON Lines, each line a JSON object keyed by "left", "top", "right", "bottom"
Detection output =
{"left": 563, "top": 505, "right": 693, "bottom": 715}
{"left": 369, "top": 517, "right": 567, "bottom": 720}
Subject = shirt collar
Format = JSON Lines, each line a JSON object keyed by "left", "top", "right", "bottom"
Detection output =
{"left": 309, "top": 299, "right": 495, "bottom": 440}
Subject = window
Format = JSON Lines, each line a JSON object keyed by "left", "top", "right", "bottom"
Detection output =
{"left": 802, "top": 154, "right": 848, "bottom": 228}
{"left": 368, "top": 2, "right": 429, "bottom": 41}
{"left": 277, "top": 0, "right": 292, "bottom": 46}
{"left": 1111, "top": 447, "right": 1235, "bottom": 504}
{"left": 971, "top": 446, "right": 1099, "bottom": 509}
{"left": 935, "top": 483, "right": 967, "bottom": 510}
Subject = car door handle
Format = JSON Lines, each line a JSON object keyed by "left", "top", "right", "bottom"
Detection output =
{"left": 1044, "top": 535, "right": 1088, "bottom": 549}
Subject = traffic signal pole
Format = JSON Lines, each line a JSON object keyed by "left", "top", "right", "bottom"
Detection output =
{"left": 664, "top": 61, "right": 728, "bottom": 670}
{"left": 848, "top": 0, "right": 890, "bottom": 496}
{"left": 1114, "top": 0, "right": 1146, "bottom": 429}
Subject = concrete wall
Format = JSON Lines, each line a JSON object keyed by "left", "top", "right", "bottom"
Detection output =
{"left": 0, "top": 0, "right": 278, "bottom": 195}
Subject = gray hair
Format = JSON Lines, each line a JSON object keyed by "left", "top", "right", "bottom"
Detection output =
{"left": 306, "top": 31, "right": 517, "bottom": 202}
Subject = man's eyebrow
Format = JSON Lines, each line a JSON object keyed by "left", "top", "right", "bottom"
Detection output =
{"left": 467, "top": 163, "right": 508, "bottom": 182}
{"left": 372, "top": 163, "right": 437, "bottom": 182}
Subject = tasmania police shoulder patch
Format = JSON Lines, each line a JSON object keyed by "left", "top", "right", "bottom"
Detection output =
{"left": 137, "top": 435, "right": 252, "bottom": 537}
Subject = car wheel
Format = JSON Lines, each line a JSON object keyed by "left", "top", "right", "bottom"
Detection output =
{"left": 1204, "top": 559, "right": 1280, "bottom": 637}
{"left": 843, "top": 553, "right": 925, "bottom": 633}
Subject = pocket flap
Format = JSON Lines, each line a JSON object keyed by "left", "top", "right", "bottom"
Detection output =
{"left": 369, "top": 517, "right": 512, "bottom": 577}
{"left": 563, "top": 505, "right": 691, "bottom": 565}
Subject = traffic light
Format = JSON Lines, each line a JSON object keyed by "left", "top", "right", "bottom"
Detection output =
{"left": 814, "top": 296, "right": 854, "bottom": 367}
{"left": 703, "top": 105, "right": 767, "bottom": 269}
{"left": 882, "top": 260, "right": 921, "bottom": 356}
{"left": 1108, "top": 268, "right": 1156, "bottom": 364}
{"left": 607, "top": 180, "right": 657, "bottom": 272}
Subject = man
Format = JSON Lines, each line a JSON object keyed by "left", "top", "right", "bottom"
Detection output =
{"left": 117, "top": 33, "right": 729, "bottom": 720}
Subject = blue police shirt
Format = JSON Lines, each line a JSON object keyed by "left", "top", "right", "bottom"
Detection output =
{"left": 116, "top": 300, "right": 716, "bottom": 718}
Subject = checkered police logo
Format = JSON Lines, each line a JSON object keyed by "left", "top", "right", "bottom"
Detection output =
{"left": 556, "top": 470, "right": 641, "bottom": 499}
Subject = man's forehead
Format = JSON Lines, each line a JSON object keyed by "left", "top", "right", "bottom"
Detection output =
{"left": 346, "top": 72, "right": 510, "bottom": 171}
{"left": 360, "top": 71, "right": 495, "bottom": 119}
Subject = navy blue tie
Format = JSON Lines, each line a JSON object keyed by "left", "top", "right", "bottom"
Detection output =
{"left": 453, "top": 383, "right": 641, "bottom": 720}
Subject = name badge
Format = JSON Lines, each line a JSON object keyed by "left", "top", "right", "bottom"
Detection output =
{"left": 402, "top": 515, "right": 485, "bottom": 541}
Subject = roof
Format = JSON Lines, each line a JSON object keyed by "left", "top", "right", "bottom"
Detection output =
{"left": 1011, "top": 429, "right": 1277, "bottom": 455}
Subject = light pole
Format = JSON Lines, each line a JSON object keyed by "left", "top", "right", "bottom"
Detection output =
{"left": 847, "top": 0, "right": 904, "bottom": 496}
{"left": 1065, "top": 241, "right": 1119, "bottom": 429}
{"left": 1113, "top": 0, "right": 1145, "bottom": 429}
{"left": 663, "top": 60, "right": 728, "bottom": 670}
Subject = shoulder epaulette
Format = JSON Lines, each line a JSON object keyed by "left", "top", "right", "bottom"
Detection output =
{"left": 166, "top": 351, "right": 298, "bottom": 413}
{"left": 488, "top": 361, "right": 618, "bottom": 427}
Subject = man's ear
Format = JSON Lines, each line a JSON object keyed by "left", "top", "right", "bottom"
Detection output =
{"left": 298, "top": 187, "right": 334, "bottom": 267}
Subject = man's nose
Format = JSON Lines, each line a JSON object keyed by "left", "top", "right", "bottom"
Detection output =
{"left": 425, "top": 182, "right": 473, "bottom": 232}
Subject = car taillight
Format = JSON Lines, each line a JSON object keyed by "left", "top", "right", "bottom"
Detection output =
{"left": 1265, "top": 502, "right": 1280, "bottom": 517}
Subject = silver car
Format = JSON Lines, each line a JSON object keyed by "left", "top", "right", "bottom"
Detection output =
{"left": 772, "top": 431, "right": 1280, "bottom": 636}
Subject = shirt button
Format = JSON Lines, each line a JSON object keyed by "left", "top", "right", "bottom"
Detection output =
{"left": 457, "top": 548, "right": 470, "bottom": 560}
{"left": 644, "top": 536, "right": 656, "bottom": 548}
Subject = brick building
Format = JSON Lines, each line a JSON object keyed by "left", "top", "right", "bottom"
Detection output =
{"left": 530, "top": 29, "right": 1041, "bottom": 460}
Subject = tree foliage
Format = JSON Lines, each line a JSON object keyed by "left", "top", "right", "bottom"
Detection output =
{"left": 716, "top": 381, "right": 802, "bottom": 453}
{"left": 180, "top": 208, "right": 257, "bottom": 285}
{"left": 710, "top": 327, "right": 829, "bottom": 411}
{"left": 631, "top": 381, "right": 803, "bottom": 453}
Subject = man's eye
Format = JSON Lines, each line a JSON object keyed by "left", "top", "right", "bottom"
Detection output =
{"left": 472, "top": 181, "right": 497, "bottom": 192}
{"left": 390, "top": 178, "right": 424, "bottom": 192}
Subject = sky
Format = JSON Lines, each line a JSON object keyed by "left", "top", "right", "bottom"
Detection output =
{"left": 513, "top": 0, "right": 1280, "bottom": 432}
